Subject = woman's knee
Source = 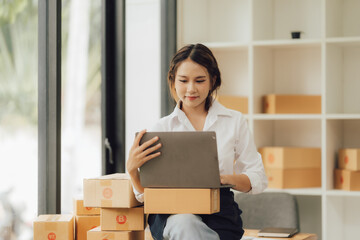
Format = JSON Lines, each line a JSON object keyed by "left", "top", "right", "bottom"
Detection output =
{"left": 166, "top": 214, "right": 202, "bottom": 229}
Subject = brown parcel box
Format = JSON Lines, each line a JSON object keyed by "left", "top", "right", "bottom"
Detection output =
{"left": 335, "top": 169, "right": 360, "bottom": 191}
{"left": 101, "top": 207, "right": 145, "bottom": 231}
{"left": 338, "top": 148, "right": 360, "bottom": 171}
{"left": 88, "top": 226, "right": 144, "bottom": 240}
{"left": 217, "top": 95, "right": 248, "bottom": 114}
{"left": 266, "top": 168, "right": 321, "bottom": 188}
{"left": 33, "top": 214, "right": 74, "bottom": 240}
{"left": 263, "top": 94, "right": 321, "bottom": 114}
{"left": 144, "top": 188, "right": 220, "bottom": 214}
{"left": 74, "top": 198, "right": 100, "bottom": 215}
{"left": 259, "top": 147, "right": 321, "bottom": 169}
{"left": 75, "top": 215, "right": 100, "bottom": 240}
{"left": 84, "top": 173, "right": 141, "bottom": 208}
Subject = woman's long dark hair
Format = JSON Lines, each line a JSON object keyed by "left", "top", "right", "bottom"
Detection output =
{"left": 167, "top": 43, "right": 222, "bottom": 111}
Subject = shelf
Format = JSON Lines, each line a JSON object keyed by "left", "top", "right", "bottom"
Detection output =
{"left": 254, "top": 114, "right": 322, "bottom": 120}
{"left": 326, "top": 37, "right": 360, "bottom": 46}
{"left": 265, "top": 188, "right": 322, "bottom": 196}
{"left": 326, "top": 190, "right": 360, "bottom": 197}
{"left": 178, "top": 0, "right": 360, "bottom": 239}
{"left": 253, "top": 39, "right": 322, "bottom": 48}
{"left": 326, "top": 114, "right": 360, "bottom": 120}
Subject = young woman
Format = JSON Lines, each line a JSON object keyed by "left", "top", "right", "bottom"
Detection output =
{"left": 126, "top": 43, "right": 268, "bottom": 240}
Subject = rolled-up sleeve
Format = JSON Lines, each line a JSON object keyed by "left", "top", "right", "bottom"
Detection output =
{"left": 234, "top": 116, "right": 268, "bottom": 194}
{"left": 132, "top": 185, "right": 144, "bottom": 203}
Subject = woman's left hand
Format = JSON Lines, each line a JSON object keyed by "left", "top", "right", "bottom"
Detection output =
{"left": 220, "top": 174, "right": 252, "bottom": 193}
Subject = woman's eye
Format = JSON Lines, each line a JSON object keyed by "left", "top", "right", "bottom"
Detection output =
{"left": 196, "top": 80, "right": 205, "bottom": 83}
{"left": 179, "top": 80, "right": 187, "bottom": 83}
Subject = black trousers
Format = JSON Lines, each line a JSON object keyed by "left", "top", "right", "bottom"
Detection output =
{"left": 148, "top": 188, "right": 244, "bottom": 240}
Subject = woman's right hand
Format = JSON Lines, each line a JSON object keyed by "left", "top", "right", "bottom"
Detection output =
{"left": 126, "top": 129, "right": 162, "bottom": 176}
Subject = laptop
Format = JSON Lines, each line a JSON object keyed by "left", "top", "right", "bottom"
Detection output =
{"left": 138, "top": 131, "right": 233, "bottom": 188}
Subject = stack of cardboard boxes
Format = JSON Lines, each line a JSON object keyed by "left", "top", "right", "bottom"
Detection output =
{"left": 33, "top": 199, "right": 100, "bottom": 240}
{"left": 83, "top": 173, "right": 145, "bottom": 240}
{"left": 259, "top": 147, "right": 321, "bottom": 188}
{"left": 73, "top": 198, "right": 100, "bottom": 240}
{"left": 335, "top": 148, "right": 360, "bottom": 191}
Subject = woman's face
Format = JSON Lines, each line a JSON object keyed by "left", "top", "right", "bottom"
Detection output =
{"left": 174, "top": 58, "right": 212, "bottom": 112}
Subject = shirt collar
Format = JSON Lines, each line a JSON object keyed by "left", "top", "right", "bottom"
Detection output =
{"left": 169, "top": 99, "right": 232, "bottom": 121}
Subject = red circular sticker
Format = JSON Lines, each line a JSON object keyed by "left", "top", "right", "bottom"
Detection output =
{"left": 102, "top": 188, "right": 113, "bottom": 199}
{"left": 344, "top": 156, "right": 349, "bottom": 164}
{"left": 268, "top": 176, "right": 273, "bottom": 182}
{"left": 85, "top": 207, "right": 93, "bottom": 211}
{"left": 116, "top": 215, "right": 127, "bottom": 224}
{"left": 340, "top": 176, "right": 344, "bottom": 184}
{"left": 268, "top": 154, "right": 275, "bottom": 164}
{"left": 48, "top": 232, "right": 56, "bottom": 240}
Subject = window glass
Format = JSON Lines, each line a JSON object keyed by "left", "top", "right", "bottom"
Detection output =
{"left": 61, "top": 0, "right": 102, "bottom": 214}
{"left": 0, "top": 0, "right": 38, "bottom": 239}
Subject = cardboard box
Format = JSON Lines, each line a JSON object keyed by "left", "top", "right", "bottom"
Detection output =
{"left": 144, "top": 188, "right": 220, "bottom": 214}
{"left": 74, "top": 198, "right": 100, "bottom": 215}
{"left": 338, "top": 148, "right": 360, "bottom": 171}
{"left": 334, "top": 169, "right": 360, "bottom": 191}
{"left": 217, "top": 95, "right": 248, "bottom": 114}
{"left": 263, "top": 94, "right": 321, "bottom": 114}
{"left": 101, "top": 207, "right": 145, "bottom": 231}
{"left": 259, "top": 147, "right": 321, "bottom": 169}
{"left": 265, "top": 168, "right": 321, "bottom": 188}
{"left": 88, "top": 227, "right": 144, "bottom": 240}
{"left": 75, "top": 215, "right": 100, "bottom": 240}
{"left": 83, "top": 173, "right": 141, "bottom": 208}
{"left": 33, "top": 214, "right": 74, "bottom": 240}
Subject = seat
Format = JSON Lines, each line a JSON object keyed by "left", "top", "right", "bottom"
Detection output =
{"left": 234, "top": 191, "right": 300, "bottom": 230}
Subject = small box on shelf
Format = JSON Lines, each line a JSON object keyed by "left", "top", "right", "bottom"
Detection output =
{"left": 263, "top": 94, "right": 321, "bottom": 114}
{"left": 259, "top": 147, "right": 321, "bottom": 169}
{"left": 266, "top": 168, "right": 321, "bottom": 189}
{"left": 144, "top": 188, "right": 220, "bottom": 214}
{"left": 334, "top": 169, "right": 360, "bottom": 191}
{"left": 338, "top": 148, "right": 360, "bottom": 171}
{"left": 217, "top": 95, "right": 248, "bottom": 114}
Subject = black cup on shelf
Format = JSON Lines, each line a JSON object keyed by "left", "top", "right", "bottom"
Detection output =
{"left": 291, "top": 31, "right": 302, "bottom": 39}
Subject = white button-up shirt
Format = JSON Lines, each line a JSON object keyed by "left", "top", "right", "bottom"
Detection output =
{"left": 132, "top": 100, "right": 268, "bottom": 202}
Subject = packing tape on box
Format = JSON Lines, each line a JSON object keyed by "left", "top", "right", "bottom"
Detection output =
{"left": 213, "top": 189, "right": 219, "bottom": 212}
{"left": 43, "top": 215, "right": 60, "bottom": 232}
{"left": 100, "top": 180, "right": 114, "bottom": 207}
{"left": 101, "top": 233, "right": 115, "bottom": 239}
{"left": 101, "top": 199, "right": 113, "bottom": 207}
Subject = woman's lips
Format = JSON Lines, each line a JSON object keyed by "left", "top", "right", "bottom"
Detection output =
{"left": 186, "top": 96, "right": 198, "bottom": 101}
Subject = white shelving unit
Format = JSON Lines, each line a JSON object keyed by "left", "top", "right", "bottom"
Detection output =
{"left": 177, "top": 0, "right": 360, "bottom": 240}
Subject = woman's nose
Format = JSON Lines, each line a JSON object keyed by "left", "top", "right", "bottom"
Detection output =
{"left": 187, "top": 82, "right": 195, "bottom": 92}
